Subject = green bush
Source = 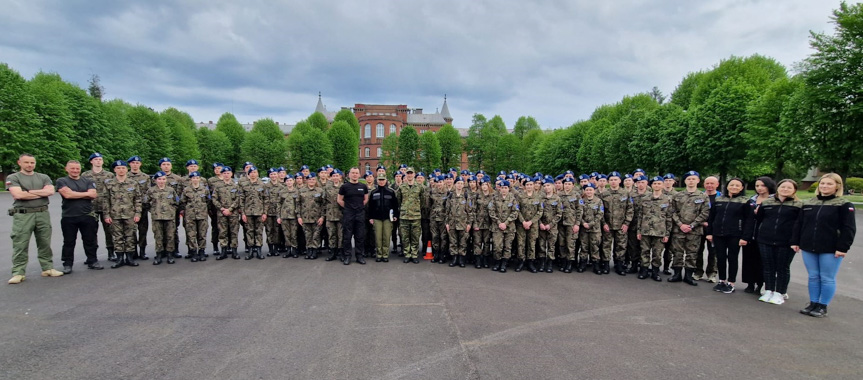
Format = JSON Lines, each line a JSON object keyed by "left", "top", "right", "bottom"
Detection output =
{"left": 846, "top": 177, "right": 863, "bottom": 194}
{"left": 808, "top": 181, "right": 818, "bottom": 193}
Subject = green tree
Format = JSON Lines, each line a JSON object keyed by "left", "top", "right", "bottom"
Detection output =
{"left": 307, "top": 111, "right": 329, "bottom": 132}
{"left": 437, "top": 124, "right": 462, "bottom": 170}
{"left": 418, "top": 131, "right": 442, "bottom": 174}
{"left": 88, "top": 74, "right": 104, "bottom": 101}
{"left": 215, "top": 112, "right": 246, "bottom": 170}
{"left": 397, "top": 125, "right": 419, "bottom": 168}
{"left": 0, "top": 63, "right": 41, "bottom": 174}
{"left": 128, "top": 105, "right": 170, "bottom": 174}
{"left": 162, "top": 107, "right": 200, "bottom": 174}
{"left": 26, "top": 72, "right": 79, "bottom": 176}
{"left": 798, "top": 1, "right": 863, "bottom": 179}
{"left": 521, "top": 128, "right": 546, "bottom": 173}
{"left": 512, "top": 116, "right": 540, "bottom": 139}
{"left": 494, "top": 133, "right": 522, "bottom": 173}
{"left": 465, "top": 113, "right": 487, "bottom": 170}
{"left": 326, "top": 120, "right": 359, "bottom": 170}
{"left": 535, "top": 125, "right": 583, "bottom": 175}
{"left": 670, "top": 71, "right": 706, "bottom": 110}
{"left": 479, "top": 115, "right": 507, "bottom": 171}
{"left": 286, "top": 121, "right": 332, "bottom": 171}
{"left": 45, "top": 73, "right": 114, "bottom": 161}
{"left": 333, "top": 108, "right": 361, "bottom": 137}
{"left": 744, "top": 77, "right": 806, "bottom": 178}
{"left": 196, "top": 127, "right": 232, "bottom": 172}
{"left": 380, "top": 133, "right": 399, "bottom": 171}
{"left": 101, "top": 99, "right": 139, "bottom": 161}
{"left": 242, "top": 118, "right": 288, "bottom": 169}
{"left": 689, "top": 55, "right": 787, "bottom": 108}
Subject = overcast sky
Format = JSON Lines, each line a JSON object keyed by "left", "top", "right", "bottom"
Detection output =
{"left": 0, "top": 0, "right": 845, "bottom": 129}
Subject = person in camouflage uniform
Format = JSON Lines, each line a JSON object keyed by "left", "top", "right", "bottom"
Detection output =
{"left": 669, "top": 171, "right": 710, "bottom": 285}
{"left": 661, "top": 173, "right": 677, "bottom": 275}
{"left": 146, "top": 171, "right": 179, "bottom": 265}
{"left": 239, "top": 166, "right": 267, "bottom": 260}
{"left": 429, "top": 178, "right": 450, "bottom": 263}
{"left": 578, "top": 184, "right": 605, "bottom": 274}
{"left": 396, "top": 168, "right": 426, "bottom": 263}
{"left": 82, "top": 153, "right": 115, "bottom": 261}
{"left": 488, "top": 180, "right": 519, "bottom": 273}
{"left": 472, "top": 178, "right": 494, "bottom": 269}
{"left": 212, "top": 166, "right": 241, "bottom": 260}
{"left": 206, "top": 163, "right": 224, "bottom": 257}
{"left": 180, "top": 171, "right": 210, "bottom": 262}
{"left": 445, "top": 177, "right": 474, "bottom": 268}
{"left": 418, "top": 172, "right": 432, "bottom": 260}
{"left": 298, "top": 173, "right": 324, "bottom": 259}
{"left": 156, "top": 158, "right": 184, "bottom": 258}
{"left": 514, "top": 180, "right": 542, "bottom": 272}
{"left": 127, "top": 156, "right": 151, "bottom": 260}
{"left": 600, "top": 171, "right": 634, "bottom": 276}
{"left": 637, "top": 177, "right": 674, "bottom": 281}
{"left": 324, "top": 170, "right": 344, "bottom": 261}
{"left": 626, "top": 175, "right": 650, "bottom": 273}
{"left": 538, "top": 179, "right": 562, "bottom": 273}
{"left": 263, "top": 168, "right": 283, "bottom": 256}
{"left": 277, "top": 174, "right": 300, "bottom": 258}
{"left": 177, "top": 159, "right": 200, "bottom": 259}
{"left": 558, "top": 178, "right": 583, "bottom": 273}
{"left": 102, "top": 160, "right": 141, "bottom": 268}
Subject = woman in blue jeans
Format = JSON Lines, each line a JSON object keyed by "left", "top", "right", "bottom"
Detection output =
{"left": 791, "top": 173, "right": 856, "bottom": 318}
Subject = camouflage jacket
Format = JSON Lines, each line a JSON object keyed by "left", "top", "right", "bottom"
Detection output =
{"left": 672, "top": 190, "right": 711, "bottom": 235}
{"left": 474, "top": 191, "right": 494, "bottom": 229}
{"left": 162, "top": 173, "right": 184, "bottom": 198}
{"left": 323, "top": 182, "right": 344, "bottom": 221}
{"left": 600, "top": 188, "right": 634, "bottom": 230}
{"left": 638, "top": 193, "right": 674, "bottom": 237}
{"left": 127, "top": 171, "right": 151, "bottom": 209}
{"left": 488, "top": 192, "right": 519, "bottom": 226}
{"left": 212, "top": 180, "right": 240, "bottom": 214}
{"left": 146, "top": 186, "right": 179, "bottom": 220}
{"left": 429, "top": 187, "right": 449, "bottom": 222}
{"left": 445, "top": 190, "right": 475, "bottom": 230}
{"left": 264, "top": 181, "right": 283, "bottom": 216}
{"left": 181, "top": 184, "right": 210, "bottom": 220}
{"left": 540, "top": 193, "right": 563, "bottom": 226}
{"left": 396, "top": 182, "right": 426, "bottom": 221}
{"left": 559, "top": 190, "right": 583, "bottom": 226}
{"left": 581, "top": 196, "right": 605, "bottom": 230}
{"left": 82, "top": 169, "right": 114, "bottom": 213}
{"left": 516, "top": 191, "right": 543, "bottom": 225}
{"left": 240, "top": 179, "right": 267, "bottom": 216}
{"left": 298, "top": 186, "right": 324, "bottom": 222}
{"left": 628, "top": 189, "right": 650, "bottom": 227}
{"left": 103, "top": 178, "right": 141, "bottom": 220}
{"left": 278, "top": 187, "right": 300, "bottom": 220}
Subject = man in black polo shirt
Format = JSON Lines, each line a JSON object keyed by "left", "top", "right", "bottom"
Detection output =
{"left": 56, "top": 160, "right": 104, "bottom": 273}
{"left": 339, "top": 167, "right": 370, "bottom": 265}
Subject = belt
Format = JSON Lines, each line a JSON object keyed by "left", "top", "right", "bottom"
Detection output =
{"left": 13, "top": 206, "right": 49, "bottom": 214}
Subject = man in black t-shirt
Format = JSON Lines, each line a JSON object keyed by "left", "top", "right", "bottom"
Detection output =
{"left": 56, "top": 160, "right": 103, "bottom": 273}
{"left": 339, "top": 167, "right": 370, "bottom": 264}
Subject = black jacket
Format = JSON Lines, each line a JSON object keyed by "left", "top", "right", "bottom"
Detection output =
{"left": 368, "top": 185, "right": 400, "bottom": 221}
{"left": 791, "top": 195, "right": 856, "bottom": 253}
{"left": 754, "top": 197, "right": 803, "bottom": 246}
{"left": 706, "top": 194, "right": 753, "bottom": 238}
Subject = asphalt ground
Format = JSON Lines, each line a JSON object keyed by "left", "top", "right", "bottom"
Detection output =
{"left": 0, "top": 192, "right": 861, "bottom": 380}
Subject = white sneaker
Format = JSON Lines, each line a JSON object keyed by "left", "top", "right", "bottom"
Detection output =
{"left": 768, "top": 292, "right": 785, "bottom": 305}
{"left": 760, "top": 287, "right": 767, "bottom": 296}
{"left": 759, "top": 291, "right": 774, "bottom": 302}
{"left": 782, "top": 293, "right": 789, "bottom": 300}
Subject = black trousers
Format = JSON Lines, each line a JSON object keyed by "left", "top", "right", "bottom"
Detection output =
{"left": 714, "top": 235, "right": 741, "bottom": 282}
{"left": 342, "top": 211, "right": 365, "bottom": 255}
{"left": 759, "top": 243, "right": 795, "bottom": 294}
{"left": 61, "top": 215, "right": 99, "bottom": 266}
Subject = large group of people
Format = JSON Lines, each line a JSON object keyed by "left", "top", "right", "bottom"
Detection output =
{"left": 5, "top": 153, "right": 856, "bottom": 318}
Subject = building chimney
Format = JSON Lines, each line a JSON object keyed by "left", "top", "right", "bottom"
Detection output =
{"left": 209, "top": 121, "right": 213, "bottom": 124}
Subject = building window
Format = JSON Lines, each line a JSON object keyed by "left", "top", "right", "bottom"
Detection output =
{"left": 390, "top": 124, "right": 396, "bottom": 134}
{"left": 365, "top": 163, "right": 371, "bottom": 173}
{"left": 365, "top": 148, "right": 370, "bottom": 158}
{"left": 377, "top": 147, "right": 382, "bottom": 157}
{"left": 376, "top": 123, "right": 384, "bottom": 138}
{"left": 364, "top": 124, "right": 371, "bottom": 138}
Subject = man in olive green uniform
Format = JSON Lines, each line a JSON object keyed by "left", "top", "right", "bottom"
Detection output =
{"left": 240, "top": 166, "right": 267, "bottom": 260}
{"left": 158, "top": 158, "right": 184, "bottom": 258}
{"left": 264, "top": 168, "right": 283, "bottom": 256}
{"left": 637, "top": 176, "right": 674, "bottom": 281}
{"left": 298, "top": 173, "right": 324, "bottom": 259}
{"left": 670, "top": 171, "right": 710, "bottom": 284}
{"left": 429, "top": 178, "right": 449, "bottom": 263}
{"left": 277, "top": 174, "right": 300, "bottom": 258}
{"left": 558, "top": 178, "right": 582, "bottom": 273}
{"left": 82, "top": 152, "right": 115, "bottom": 261}
{"left": 472, "top": 178, "right": 494, "bottom": 269}
{"left": 6, "top": 154, "right": 64, "bottom": 284}
{"left": 600, "top": 171, "right": 634, "bottom": 275}
{"left": 488, "top": 180, "right": 519, "bottom": 273}
{"left": 626, "top": 175, "right": 650, "bottom": 273}
{"left": 127, "top": 156, "right": 151, "bottom": 260}
{"left": 102, "top": 160, "right": 142, "bottom": 268}
{"left": 324, "top": 170, "right": 344, "bottom": 261}
{"left": 515, "top": 180, "right": 542, "bottom": 272}
{"left": 207, "top": 163, "right": 224, "bottom": 256}
{"left": 578, "top": 183, "right": 605, "bottom": 274}
{"left": 538, "top": 179, "right": 562, "bottom": 273}
{"left": 181, "top": 171, "right": 210, "bottom": 262}
{"left": 212, "top": 167, "right": 241, "bottom": 259}
{"left": 147, "top": 171, "right": 179, "bottom": 265}
{"left": 445, "top": 177, "right": 474, "bottom": 268}
{"left": 396, "top": 168, "right": 425, "bottom": 263}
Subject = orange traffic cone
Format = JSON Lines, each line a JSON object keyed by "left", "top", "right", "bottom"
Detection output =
{"left": 423, "top": 241, "right": 434, "bottom": 260}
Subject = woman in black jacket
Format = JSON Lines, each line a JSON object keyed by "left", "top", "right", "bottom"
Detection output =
{"left": 753, "top": 179, "right": 802, "bottom": 305}
{"left": 792, "top": 173, "right": 856, "bottom": 318}
{"left": 368, "top": 175, "right": 400, "bottom": 262}
{"left": 742, "top": 177, "right": 776, "bottom": 294}
{"left": 706, "top": 178, "right": 752, "bottom": 294}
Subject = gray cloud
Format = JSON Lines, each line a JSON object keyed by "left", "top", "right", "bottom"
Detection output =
{"left": 0, "top": 0, "right": 840, "bottom": 129}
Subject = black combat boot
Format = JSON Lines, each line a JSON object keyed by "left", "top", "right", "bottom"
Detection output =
{"left": 185, "top": 249, "right": 194, "bottom": 259}
{"left": 601, "top": 261, "right": 610, "bottom": 274}
{"left": 190, "top": 249, "right": 199, "bottom": 262}
{"left": 449, "top": 253, "right": 458, "bottom": 267}
{"left": 564, "top": 260, "right": 573, "bottom": 273}
{"left": 355, "top": 251, "right": 366, "bottom": 265}
{"left": 576, "top": 259, "right": 587, "bottom": 273}
{"left": 614, "top": 262, "right": 626, "bottom": 276}
{"left": 475, "top": 256, "right": 483, "bottom": 269}
{"left": 291, "top": 247, "right": 299, "bottom": 258}
{"left": 245, "top": 247, "right": 254, "bottom": 260}
{"left": 492, "top": 259, "right": 501, "bottom": 271}
{"left": 212, "top": 244, "right": 220, "bottom": 259}
{"left": 683, "top": 268, "right": 698, "bottom": 286}
{"left": 627, "top": 262, "right": 640, "bottom": 274}
{"left": 458, "top": 255, "right": 466, "bottom": 268}
{"left": 257, "top": 247, "right": 265, "bottom": 259}
{"left": 125, "top": 252, "right": 139, "bottom": 267}
{"left": 231, "top": 248, "right": 240, "bottom": 260}
{"left": 216, "top": 247, "right": 226, "bottom": 260}
{"left": 138, "top": 247, "right": 149, "bottom": 260}
{"left": 529, "top": 259, "right": 539, "bottom": 273}
{"left": 800, "top": 302, "right": 818, "bottom": 315}
{"left": 545, "top": 259, "right": 553, "bottom": 273}
{"left": 662, "top": 263, "right": 672, "bottom": 276}
{"left": 153, "top": 251, "right": 163, "bottom": 265}
{"left": 343, "top": 249, "right": 352, "bottom": 265}
{"left": 111, "top": 252, "right": 125, "bottom": 268}
{"left": 198, "top": 248, "right": 207, "bottom": 262}
{"left": 499, "top": 259, "right": 507, "bottom": 273}
{"left": 166, "top": 251, "right": 176, "bottom": 264}
{"left": 651, "top": 266, "right": 663, "bottom": 282}
{"left": 667, "top": 267, "right": 683, "bottom": 282}
{"left": 638, "top": 267, "right": 649, "bottom": 279}
{"left": 107, "top": 249, "right": 117, "bottom": 262}
{"left": 593, "top": 260, "right": 602, "bottom": 275}
{"left": 514, "top": 259, "right": 525, "bottom": 272}
{"left": 282, "top": 246, "right": 291, "bottom": 258}
{"left": 325, "top": 248, "right": 339, "bottom": 261}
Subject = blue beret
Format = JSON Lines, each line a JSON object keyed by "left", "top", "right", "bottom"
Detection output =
{"left": 400, "top": 164, "right": 408, "bottom": 169}
{"left": 128, "top": 156, "right": 142, "bottom": 163}
{"left": 111, "top": 160, "right": 127, "bottom": 168}
{"left": 365, "top": 171, "right": 373, "bottom": 177}
{"left": 306, "top": 173, "right": 316, "bottom": 179}
{"left": 468, "top": 175, "right": 477, "bottom": 182}
{"left": 579, "top": 174, "right": 590, "bottom": 181}
{"left": 153, "top": 171, "right": 167, "bottom": 178}
{"left": 597, "top": 174, "right": 608, "bottom": 180}
{"left": 334, "top": 169, "right": 343, "bottom": 175}
{"left": 325, "top": 164, "right": 333, "bottom": 169}
{"left": 301, "top": 165, "right": 309, "bottom": 170}
{"left": 454, "top": 177, "right": 464, "bottom": 183}
{"left": 543, "top": 178, "right": 554, "bottom": 185}
{"left": 583, "top": 183, "right": 597, "bottom": 190}
{"left": 212, "top": 162, "right": 223, "bottom": 169}
{"left": 460, "top": 170, "right": 469, "bottom": 175}
{"left": 565, "top": 170, "right": 574, "bottom": 175}
{"left": 609, "top": 171, "right": 622, "bottom": 179}
{"left": 624, "top": 173, "right": 633, "bottom": 179}
{"left": 285, "top": 174, "right": 294, "bottom": 179}
{"left": 417, "top": 172, "right": 426, "bottom": 178}
{"left": 450, "top": 167, "right": 458, "bottom": 172}
{"left": 377, "top": 164, "right": 386, "bottom": 170}
{"left": 88, "top": 152, "right": 103, "bottom": 161}
{"left": 635, "top": 175, "right": 649, "bottom": 182}
{"left": 318, "top": 167, "right": 327, "bottom": 173}
{"left": 682, "top": 170, "right": 700, "bottom": 180}
{"left": 244, "top": 162, "right": 253, "bottom": 167}
{"left": 651, "top": 176, "right": 665, "bottom": 185}
{"left": 267, "top": 168, "right": 277, "bottom": 175}
{"left": 277, "top": 167, "right": 286, "bottom": 172}
{"left": 477, "top": 170, "right": 486, "bottom": 175}
{"left": 185, "top": 159, "right": 199, "bottom": 167}
{"left": 222, "top": 166, "right": 233, "bottom": 173}
{"left": 555, "top": 174, "right": 564, "bottom": 180}
{"left": 498, "top": 170, "right": 506, "bottom": 176}
{"left": 505, "top": 174, "right": 513, "bottom": 180}
{"left": 590, "top": 172, "right": 599, "bottom": 178}
{"left": 247, "top": 166, "right": 258, "bottom": 174}
{"left": 499, "top": 180, "right": 511, "bottom": 187}
{"left": 663, "top": 173, "right": 676, "bottom": 180}
{"left": 480, "top": 177, "right": 490, "bottom": 183}
{"left": 634, "top": 168, "right": 646, "bottom": 174}
{"left": 563, "top": 177, "right": 575, "bottom": 183}
{"left": 189, "top": 171, "right": 201, "bottom": 178}
{"left": 158, "top": 157, "right": 172, "bottom": 165}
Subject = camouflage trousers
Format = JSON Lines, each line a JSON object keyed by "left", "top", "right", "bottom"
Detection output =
{"left": 327, "top": 220, "right": 342, "bottom": 249}
{"left": 244, "top": 215, "right": 265, "bottom": 247}
{"left": 640, "top": 235, "right": 665, "bottom": 268}
{"left": 626, "top": 224, "right": 640, "bottom": 264}
{"left": 265, "top": 215, "right": 280, "bottom": 245}
{"left": 152, "top": 219, "right": 176, "bottom": 253}
{"left": 302, "top": 222, "right": 322, "bottom": 249}
{"left": 474, "top": 228, "right": 492, "bottom": 257}
{"left": 431, "top": 220, "right": 448, "bottom": 253}
{"left": 602, "top": 228, "right": 628, "bottom": 262}
{"left": 492, "top": 223, "right": 515, "bottom": 260}
{"left": 671, "top": 232, "right": 701, "bottom": 269}
{"left": 218, "top": 214, "right": 240, "bottom": 248}
{"left": 578, "top": 229, "right": 603, "bottom": 261}
{"left": 538, "top": 225, "right": 558, "bottom": 259}
{"left": 184, "top": 217, "right": 208, "bottom": 250}
{"left": 558, "top": 224, "right": 578, "bottom": 261}
{"left": 515, "top": 224, "right": 538, "bottom": 260}
{"left": 448, "top": 228, "right": 468, "bottom": 256}
{"left": 280, "top": 219, "right": 298, "bottom": 248}
{"left": 399, "top": 219, "right": 422, "bottom": 258}
{"left": 111, "top": 218, "right": 138, "bottom": 253}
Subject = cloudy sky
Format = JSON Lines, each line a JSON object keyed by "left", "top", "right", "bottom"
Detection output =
{"left": 0, "top": 0, "right": 844, "bottom": 129}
